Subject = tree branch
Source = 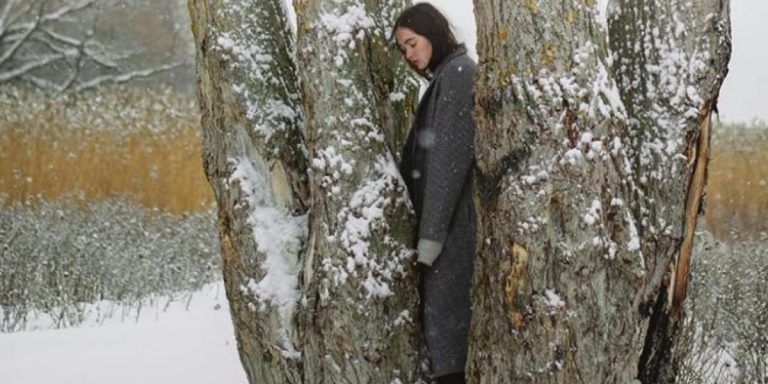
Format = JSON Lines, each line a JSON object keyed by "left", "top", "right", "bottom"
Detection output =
{"left": 0, "top": 2, "right": 44, "bottom": 67}
{"left": 27, "top": 31, "right": 80, "bottom": 57}
{"left": 39, "top": 0, "right": 95, "bottom": 24}
{"left": 3, "top": 0, "right": 95, "bottom": 34}
{"left": 35, "top": 28, "right": 122, "bottom": 69}
{"left": 20, "top": 72, "right": 61, "bottom": 90}
{"left": 1, "top": 0, "right": 34, "bottom": 40}
{"left": 73, "top": 61, "right": 184, "bottom": 92}
{"left": 59, "top": 38, "right": 86, "bottom": 92}
{"left": 81, "top": 40, "right": 124, "bottom": 69}
{"left": 0, "top": 53, "right": 64, "bottom": 82}
{"left": 39, "top": 25, "right": 83, "bottom": 47}
{"left": 0, "top": 0, "right": 20, "bottom": 38}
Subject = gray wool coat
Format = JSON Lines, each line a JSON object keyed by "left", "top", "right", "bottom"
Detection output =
{"left": 399, "top": 45, "right": 477, "bottom": 377}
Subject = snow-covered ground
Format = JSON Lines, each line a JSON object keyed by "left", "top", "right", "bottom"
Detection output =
{"left": 0, "top": 283, "right": 247, "bottom": 384}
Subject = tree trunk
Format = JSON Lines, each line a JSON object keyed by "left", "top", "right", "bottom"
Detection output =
{"left": 189, "top": 0, "right": 423, "bottom": 383}
{"left": 468, "top": 0, "right": 730, "bottom": 383}
{"left": 189, "top": 1, "right": 309, "bottom": 382}
{"left": 294, "top": 1, "right": 423, "bottom": 382}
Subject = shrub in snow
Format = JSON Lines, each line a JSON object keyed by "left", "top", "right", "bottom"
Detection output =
{"left": 0, "top": 197, "right": 220, "bottom": 332}
{"left": 677, "top": 230, "right": 768, "bottom": 384}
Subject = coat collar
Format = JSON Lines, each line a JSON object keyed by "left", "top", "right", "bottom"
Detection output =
{"left": 426, "top": 44, "right": 468, "bottom": 80}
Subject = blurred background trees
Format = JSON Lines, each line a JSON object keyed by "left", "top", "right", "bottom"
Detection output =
{"left": 0, "top": 0, "right": 194, "bottom": 92}
{"left": 0, "top": 0, "right": 214, "bottom": 333}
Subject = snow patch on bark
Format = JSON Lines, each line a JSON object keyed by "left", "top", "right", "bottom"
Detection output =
{"left": 228, "top": 156, "right": 305, "bottom": 359}
{"left": 317, "top": 2, "right": 374, "bottom": 67}
{"left": 319, "top": 4, "right": 373, "bottom": 48}
{"left": 504, "top": 41, "right": 627, "bottom": 129}
{"left": 544, "top": 289, "right": 566, "bottom": 308}
{"left": 583, "top": 199, "right": 602, "bottom": 226}
{"left": 625, "top": 211, "right": 641, "bottom": 253}
{"left": 334, "top": 155, "right": 412, "bottom": 299}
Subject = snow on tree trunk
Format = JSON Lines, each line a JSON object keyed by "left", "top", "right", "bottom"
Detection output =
{"left": 468, "top": 0, "right": 730, "bottom": 383}
{"left": 611, "top": 2, "right": 732, "bottom": 382}
{"left": 294, "top": 0, "right": 423, "bottom": 382}
{"left": 189, "top": 0, "right": 422, "bottom": 383}
{"left": 189, "top": 0, "right": 308, "bottom": 383}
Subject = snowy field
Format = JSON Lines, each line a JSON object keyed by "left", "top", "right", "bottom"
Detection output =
{"left": 0, "top": 283, "right": 247, "bottom": 384}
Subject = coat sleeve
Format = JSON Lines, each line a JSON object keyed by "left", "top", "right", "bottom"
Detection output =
{"left": 418, "top": 62, "right": 476, "bottom": 246}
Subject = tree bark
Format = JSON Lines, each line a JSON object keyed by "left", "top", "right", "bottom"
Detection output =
{"left": 189, "top": 0, "right": 422, "bottom": 383}
{"left": 189, "top": 0, "right": 308, "bottom": 383}
{"left": 469, "top": 0, "right": 730, "bottom": 383}
{"left": 294, "top": 1, "right": 423, "bottom": 382}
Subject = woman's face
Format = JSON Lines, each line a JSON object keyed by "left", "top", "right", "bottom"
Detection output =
{"left": 395, "top": 27, "right": 433, "bottom": 71}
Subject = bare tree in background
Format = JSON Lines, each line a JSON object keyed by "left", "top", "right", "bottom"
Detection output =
{"left": 0, "top": 0, "right": 182, "bottom": 92}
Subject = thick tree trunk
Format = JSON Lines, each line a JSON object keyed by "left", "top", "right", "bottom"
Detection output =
{"left": 189, "top": 0, "right": 422, "bottom": 383}
{"left": 294, "top": 1, "right": 423, "bottom": 382}
{"left": 612, "top": 2, "right": 730, "bottom": 382}
{"left": 469, "top": 1, "right": 730, "bottom": 383}
{"left": 189, "top": 1, "right": 309, "bottom": 382}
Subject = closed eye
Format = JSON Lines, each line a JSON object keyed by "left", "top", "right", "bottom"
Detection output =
{"left": 396, "top": 37, "right": 417, "bottom": 54}
{"left": 402, "top": 37, "right": 416, "bottom": 50}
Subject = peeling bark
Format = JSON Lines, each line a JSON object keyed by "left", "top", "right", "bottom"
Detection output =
{"left": 672, "top": 104, "right": 713, "bottom": 315}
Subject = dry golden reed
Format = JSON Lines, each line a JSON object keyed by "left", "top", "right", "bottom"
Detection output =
{"left": 705, "top": 123, "right": 768, "bottom": 239}
{"left": 0, "top": 86, "right": 214, "bottom": 213}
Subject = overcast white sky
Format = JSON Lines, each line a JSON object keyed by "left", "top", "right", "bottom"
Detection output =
{"left": 428, "top": 0, "right": 766, "bottom": 124}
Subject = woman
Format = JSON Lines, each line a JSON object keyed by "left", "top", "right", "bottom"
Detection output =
{"left": 393, "top": 4, "right": 477, "bottom": 384}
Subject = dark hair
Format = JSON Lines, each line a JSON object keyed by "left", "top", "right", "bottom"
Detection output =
{"left": 392, "top": 3, "right": 459, "bottom": 74}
